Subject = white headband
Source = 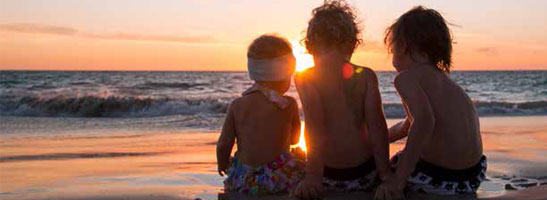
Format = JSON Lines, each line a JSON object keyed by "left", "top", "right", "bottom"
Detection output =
{"left": 247, "top": 54, "right": 296, "bottom": 81}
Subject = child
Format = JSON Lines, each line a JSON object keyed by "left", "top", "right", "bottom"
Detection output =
{"left": 216, "top": 34, "right": 304, "bottom": 195}
{"left": 293, "top": 1, "right": 393, "bottom": 199}
{"left": 375, "top": 6, "right": 486, "bottom": 198}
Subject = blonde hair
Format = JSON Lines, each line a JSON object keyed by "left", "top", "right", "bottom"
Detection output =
{"left": 304, "top": 0, "right": 362, "bottom": 55}
{"left": 248, "top": 34, "right": 293, "bottom": 59}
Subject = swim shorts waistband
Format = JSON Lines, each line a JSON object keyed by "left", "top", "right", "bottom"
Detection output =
{"left": 323, "top": 157, "right": 376, "bottom": 181}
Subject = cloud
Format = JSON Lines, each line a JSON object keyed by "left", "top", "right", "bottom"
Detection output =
{"left": 476, "top": 47, "right": 498, "bottom": 56}
{"left": 0, "top": 23, "right": 77, "bottom": 35}
{"left": 81, "top": 33, "right": 214, "bottom": 43}
{"left": 0, "top": 23, "right": 216, "bottom": 43}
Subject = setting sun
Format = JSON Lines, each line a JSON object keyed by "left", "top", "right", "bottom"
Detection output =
{"left": 291, "top": 40, "right": 314, "bottom": 72}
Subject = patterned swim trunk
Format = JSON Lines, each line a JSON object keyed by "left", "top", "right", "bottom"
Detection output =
{"left": 223, "top": 151, "right": 305, "bottom": 195}
{"left": 322, "top": 158, "right": 379, "bottom": 192}
{"left": 391, "top": 152, "right": 487, "bottom": 195}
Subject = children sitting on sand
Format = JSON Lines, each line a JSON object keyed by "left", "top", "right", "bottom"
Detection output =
{"left": 216, "top": 35, "right": 304, "bottom": 194}
{"left": 292, "top": 1, "right": 393, "bottom": 199}
{"left": 375, "top": 6, "right": 486, "bottom": 199}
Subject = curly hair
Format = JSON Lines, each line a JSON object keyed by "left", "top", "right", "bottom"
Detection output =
{"left": 384, "top": 6, "right": 453, "bottom": 72}
{"left": 248, "top": 34, "right": 292, "bottom": 59}
{"left": 304, "top": 0, "right": 362, "bottom": 55}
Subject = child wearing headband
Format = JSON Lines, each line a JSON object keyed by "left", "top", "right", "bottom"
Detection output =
{"left": 216, "top": 34, "right": 304, "bottom": 194}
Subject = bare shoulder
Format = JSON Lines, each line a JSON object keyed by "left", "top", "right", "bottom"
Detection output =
{"left": 283, "top": 96, "right": 299, "bottom": 110}
{"left": 229, "top": 93, "right": 266, "bottom": 115}
{"left": 359, "top": 65, "right": 377, "bottom": 79}
{"left": 228, "top": 96, "right": 244, "bottom": 110}
{"left": 294, "top": 67, "right": 316, "bottom": 84}
{"left": 353, "top": 65, "right": 375, "bottom": 75}
{"left": 294, "top": 68, "right": 319, "bottom": 94}
{"left": 351, "top": 65, "right": 378, "bottom": 87}
{"left": 394, "top": 69, "right": 420, "bottom": 89}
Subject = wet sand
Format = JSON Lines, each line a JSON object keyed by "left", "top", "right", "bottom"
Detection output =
{"left": 0, "top": 116, "right": 546, "bottom": 200}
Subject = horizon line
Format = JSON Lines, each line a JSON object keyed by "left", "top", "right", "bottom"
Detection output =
{"left": 1, "top": 69, "right": 546, "bottom": 72}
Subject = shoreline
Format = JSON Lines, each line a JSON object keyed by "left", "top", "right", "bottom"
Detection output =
{"left": 1, "top": 115, "right": 545, "bottom": 139}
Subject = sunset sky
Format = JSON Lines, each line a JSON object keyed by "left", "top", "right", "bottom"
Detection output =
{"left": 1, "top": 0, "right": 546, "bottom": 71}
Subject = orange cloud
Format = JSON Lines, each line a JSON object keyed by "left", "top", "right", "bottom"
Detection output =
{"left": 476, "top": 47, "right": 498, "bottom": 56}
{"left": 80, "top": 33, "right": 215, "bottom": 43}
{"left": 0, "top": 23, "right": 77, "bottom": 35}
{"left": 0, "top": 23, "right": 216, "bottom": 43}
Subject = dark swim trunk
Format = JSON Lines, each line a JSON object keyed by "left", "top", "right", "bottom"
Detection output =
{"left": 322, "top": 158, "right": 379, "bottom": 192}
{"left": 391, "top": 152, "right": 487, "bottom": 195}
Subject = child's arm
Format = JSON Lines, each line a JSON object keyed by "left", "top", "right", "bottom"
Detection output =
{"left": 289, "top": 99, "right": 301, "bottom": 145}
{"left": 393, "top": 73, "right": 435, "bottom": 186}
{"left": 292, "top": 71, "right": 326, "bottom": 199}
{"left": 216, "top": 103, "right": 236, "bottom": 177}
{"left": 375, "top": 73, "right": 434, "bottom": 200}
{"left": 363, "top": 70, "right": 392, "bottom": 180}
{"left": 388, "top": 116, "right": 411, "bottom": 143}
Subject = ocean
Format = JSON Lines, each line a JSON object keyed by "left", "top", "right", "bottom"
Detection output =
{"left": 0, "top": 70, "right": 546, "bottom": 136}
{"left": 0, "top": 70, "right": 546, "bottom": 199}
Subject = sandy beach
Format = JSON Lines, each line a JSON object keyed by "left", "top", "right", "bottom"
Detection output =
{"left": 0, "top": 116, "right": 545, "bottom": 200}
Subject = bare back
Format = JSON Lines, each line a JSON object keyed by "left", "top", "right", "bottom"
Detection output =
{"left": 404, "top": 67, "right": 483, "bottom": 169}
{"left": 230, "top": 93, "right": 299, "bottom": 166}
{"left": 300, "top": 66, "right": 376, "bottom": 168}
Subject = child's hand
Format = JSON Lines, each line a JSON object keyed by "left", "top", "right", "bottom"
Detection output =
{"left": 218, "top": 163, "right": 228, "bottom": 177}
{"left": 291, "top": 175, "right": 324, "bottom": 200}
{"left": 374, "top": 176, "right": 406, "bottom": 200}
{"left": 388, "top": 118, "right": 411, "bottom": 143}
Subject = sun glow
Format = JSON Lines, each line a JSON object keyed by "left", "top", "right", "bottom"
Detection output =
{"left": 291, "top": 123, "right": 307, "bottom": 152}
{"left": 290, "top": 40, "right": 314, "bottom": 72}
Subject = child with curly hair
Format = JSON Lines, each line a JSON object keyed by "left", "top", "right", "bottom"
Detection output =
{"left": 293, "top": 1, "right": 392, "bottom": 199}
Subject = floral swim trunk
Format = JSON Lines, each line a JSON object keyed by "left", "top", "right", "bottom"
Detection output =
{"left": 322, "top": 158, "right": 379, "bottom": 192}
{"left": 223, "top": 151, "right": 305, "bottom": 195}
{"left": 391, "top": 151, "right": 487, "bottom": 195}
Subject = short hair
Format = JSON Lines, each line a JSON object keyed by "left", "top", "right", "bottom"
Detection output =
{"left": 247, "top": 34, "right": 292, "bottom": 59}
{"left": 384, "top": 6, "right": 453, "bottom": 72}
{"left": 304, "top": 0, "right": 362, "bottom": 55}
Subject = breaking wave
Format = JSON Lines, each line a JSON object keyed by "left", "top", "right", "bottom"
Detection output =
{"left": 0, "top": 95, "right": 229, "bottom": 117}
{"left": 0, "top": 95, "right": 545, "bottom": 118}
{"left": 383, "top": 101, "right": 547, "bottom": 118}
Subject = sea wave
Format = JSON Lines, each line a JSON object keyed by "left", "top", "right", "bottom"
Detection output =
{"left": 474, "top": 101, "right": 547, "bottom": 116}
{"left": 0, "top": 95, "right": 229, "bottom": 117}
{"left": 384, "top": 101, "right": 547, "bottom": 118}
{"left": 0, "top": 95, "right": 545, "bottom": 118}
{"left": 133, "top": 82, "right": 208, "bottom": 89}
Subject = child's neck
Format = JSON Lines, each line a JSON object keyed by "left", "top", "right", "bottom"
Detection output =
{"left": 313, "top": 50, "right": 351, "bottom": 74}
{"left": 397, "top": 52, "right": 432, "bottom": 72}
{"left": 256, "top": 82, "right": 285, "bottom": 94}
